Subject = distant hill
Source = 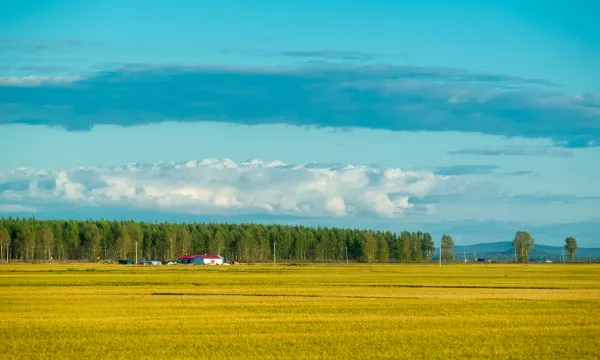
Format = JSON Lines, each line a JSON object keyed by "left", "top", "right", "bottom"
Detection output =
{"left": 453, "top": 241, "right": 600, "bottom": 261}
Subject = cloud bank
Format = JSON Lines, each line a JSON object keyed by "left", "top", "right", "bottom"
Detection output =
{"left": 0, "top": 159, "right": 465, "bottom": 219}
{"left": 1, "top": 65, "right": 598, "bottom": 147}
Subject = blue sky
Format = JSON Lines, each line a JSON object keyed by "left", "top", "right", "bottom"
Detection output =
{"left": 1, "top": 1, "right": 599, "bottom": 246}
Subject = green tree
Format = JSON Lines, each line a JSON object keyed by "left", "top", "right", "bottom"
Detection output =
{"left": 420, "top": 232, "right": 434, "bottom": 260}
{"left": 397, "top": 232, "right": 411, "bottom": 262}
{"left": 257, "top": 234, "right": 270, "bottom": 261}
{"left": 237, "top": 230, "right": 256, "bottom": 262}
{"left": 440, "top": 234, "right": 454, "bottom": 262}
{"left": 564, "top": 236, "right": 579, "bottom": 262}
{"left": 191, "top": 227, "right": 208, "bottom": 254}
{"left": 512, "top": 231, "right": 534, "bottom": 263}
{"left": 17, "top": 223, "right": 36, "bottom": 260}
{"left": 360, "top": 232, "right": 376, "bottom": 263}
{"left": 176, "top": 226, "right": 191, "bottom": 256}
{"left": 278, "top": 228, "right": 293, "bottom": 260}
{"left": 376, "top": 235, "right": 389, "bottom": 263}
{"left": 0, "top": 226, "right": 10, "bottom": 261}
{"left": 141, "top": 223, "right": 155, "bottom": 260}
{"left": 63, "top": 220, "right": 80, "bottom": 259}
{"left": 36, "top": 224, "right": 54, "bottom": 260}
{"left": 82, "top": 223, "right": 101, "bottom": 261}
{"left": 410, "top": 232, "right": 423, "bottom": 261}
{"left": 115, "top": 224, "right": 132, "bottom": 260}
{"left": 52, "top": 222, "right": 64, "bottom": 260}
{"left": 157, "top": 224, "right": 176, "bottom": 261}
{"left": 128, "top": 222, "right": 143, "bottom": 258}
{"left": 208, "top": 230, "right": 226, "bottom": 255}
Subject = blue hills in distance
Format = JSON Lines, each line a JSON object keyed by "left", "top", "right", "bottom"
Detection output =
{"left": 452, "top": 242, "right": 600, "bottom": 261}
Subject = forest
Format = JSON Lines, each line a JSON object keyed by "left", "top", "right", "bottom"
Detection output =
{"left": 0, "top": 217, "right": 438, "bottom": 263}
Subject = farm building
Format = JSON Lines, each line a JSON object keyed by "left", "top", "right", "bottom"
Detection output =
{"left": 177, "top": 254, "right": 224, "bottom": 265}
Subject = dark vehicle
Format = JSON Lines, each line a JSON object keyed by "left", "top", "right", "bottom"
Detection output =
{"left": 118, "top": 259, "right": 133, "bottom": 264}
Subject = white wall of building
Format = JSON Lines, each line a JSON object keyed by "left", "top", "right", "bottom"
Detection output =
{"left": 202, "top": 257, "right": 223, "bottom": 265}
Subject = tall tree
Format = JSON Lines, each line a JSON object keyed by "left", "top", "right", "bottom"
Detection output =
{"left": 512, "top": 231, "right": 535, "bottom": 263}
{"left": 208, "top": 230, "right": 226, "bottom": 255}
{"left": 141, "top": 223, "right": 155, "bottom": 260}
{"left": 62, "top": 221, "right": 80, "bottom": 259}
{"left": 176, "top": 226, "right": 191, "bottom": 256}
{"left": 564, "top": 236, "right": 579, "bottom": 262}
{"left": 82, "top": 223, "right": 101, "bottom": 261}
{"left": 52, "top": 222, "right": 64, "bottom": 260}
{"left": 376, "top": 235, "right": 389, "bottom": 263}
{"left": 128, "top": 222, "right": 144, "bottom": 259}
{"left": 36, "top": 224, "right": 54, "bottom": 260}
{"left": 237, "top": 230, "right": 256, "bottom": 262}
{"left": 440, "top": 234, "right": 454, "bottom": 262}
{"left": 17, "top": 223, "right": 36, "bottom": 260}
{"left": 360, "top": 232, "right": 376, "bottom": 263}
{"left": 420, "top": 232, "right": 434, "bottom": 260}
{"left": 191, "top": 227, "right": 207, "bottom": 254}
{"left": 410, "top": 232, "right": 423, "bottom": 261}
{"left": 397, "top": 232, "right": 411, "bottom": 262}
{"left": 157, "top": 223, "right": 175, "bottom": 260}
{"left": 115, "top": 224, "right": 132, "bottom": 260}
{"left": 0, "top": 226, "right": 9, "bottom": 261}
{"left": 278, "top": 228, "right": 293, "bottom": 260}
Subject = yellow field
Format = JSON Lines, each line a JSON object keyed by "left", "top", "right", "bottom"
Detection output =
{"left": 1, "top": 263, "right": 599, "bottom": 359}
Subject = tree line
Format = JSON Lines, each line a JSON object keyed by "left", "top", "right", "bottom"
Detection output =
{"left": 428, "top": 230, "right": 579, "bottom": 263}
{"left": 0, "top": 217, "right": 580, "bottom": 264}
{"left": 511, "top": 230, "right": 579, "bottom": 263}
{"left": 0, "top": 217, "right": 436, "bottom": 263}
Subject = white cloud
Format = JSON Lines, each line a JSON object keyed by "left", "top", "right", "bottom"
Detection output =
{"left": 0, "top": 159, "right": 467, "bottom": 218}
{"left": 55, "top": 171, "right": 84, "bottom": 199}
{"left": 325, "top": 196, "right": 347, "bottom": 217}
{"left": 0, "top": 203, "right": 36, "bottom": 213}
{"left": 0, "top": 75, "right": 81, "bottom": 86}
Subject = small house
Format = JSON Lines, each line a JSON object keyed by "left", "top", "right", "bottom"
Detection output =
{"left": 178, "top": 254, "right": 224, "bottom": 265}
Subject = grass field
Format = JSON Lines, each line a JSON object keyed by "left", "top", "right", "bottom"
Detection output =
{"left": 1, "top": 263, "right": 599, "bottom": 359}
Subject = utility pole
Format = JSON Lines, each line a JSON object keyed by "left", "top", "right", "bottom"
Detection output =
{"left": 474, "top": 249, "right": 476, "bottom": 261}
{"left": 439, "top": 243, "right": 442, "bottom": 267}
{"left": 463, "top": 248, "right": 466, "bottom": 263}
{"left": 273, "top": 241, "right": 276, "bottom": 265}
{"left": 135, "top": 240, "right": 138, "bottom": 265}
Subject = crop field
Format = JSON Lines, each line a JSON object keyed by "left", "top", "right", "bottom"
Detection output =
{"left": 1, "top": 263, "right": 600, "bottom": 359}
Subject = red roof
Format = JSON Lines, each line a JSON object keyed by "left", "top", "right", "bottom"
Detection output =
{"left": 178, "top": 254, "right": 222, "bottom": 259}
